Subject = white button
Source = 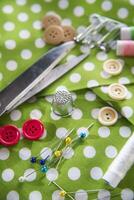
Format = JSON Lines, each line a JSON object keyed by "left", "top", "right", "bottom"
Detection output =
{"left": 98, "top": 107, "right": 118, "bottom": 126}
{"left": 103, "top": 59, "right": 123, "bottom": 75}
{"left": 108, "top": 83, "right": 128, "bottom": 100}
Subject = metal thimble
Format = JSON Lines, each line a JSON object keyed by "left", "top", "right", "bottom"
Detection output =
{"left": 52, "top": 90, "right": 73, "bottom": 117}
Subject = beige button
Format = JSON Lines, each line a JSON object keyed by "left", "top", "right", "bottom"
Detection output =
{"left": 44, "top": 25, "right": 64, "bottom": 45}
{"left": 103, "top": 59, "right": 123, "bottom": 75}
{"left": 108, "top": 83, "right": 128, "bottom": 100}
{"left": 42, "top": 14, "right": 61, "bottom": 29}
{"left": 98, "top": 107, "right": 118, "bottom": 126}
{"left": 62, "top": 26, "right": 76, "bottom": 42}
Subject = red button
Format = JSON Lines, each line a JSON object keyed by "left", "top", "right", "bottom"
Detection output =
{"left": 0, "top": 125, "right": 20, "bottom": 146}
{"left": 22, "top": 119, "right": 44, "bottom": 140}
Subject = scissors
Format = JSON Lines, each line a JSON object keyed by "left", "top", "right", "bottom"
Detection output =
{"left": 0, "top": 41, "right": 89, "bottom": 116}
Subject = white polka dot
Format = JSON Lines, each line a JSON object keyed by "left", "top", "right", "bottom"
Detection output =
{"left": 83, "top": 146, "right": 96, "bottom": 158}
{"left": 45, "top": 95, "right": 53, "bottom": 103}
{"left": 52, "top": 190, "right": 65, "bottom": 200}
{"left": 31, "top": 4, "right": 42, "bottom": 13}
{"left": 32, "top": 20, "right": 42, "bottom": 30}
{"left": 19, "top": 147, "right": 31, "bottom": 160}
{"left": 17, "top": 12, "right": 29, "bottom": 22}
{"left": 71, "top": 108, "right": 83, "bottom": 120}
{"left": 30, "top": 109, "right": 42, "bottom": 119}
{"left": 101, "top": 1, "right": 112, "bottom": 11}
{"left": 16, "top": 0, "right": 27, "bottom": 5}
{"left": 39, "top": 129, "right": 47, "bottom": 140}
{"left": 50, "top": 112, "right": 61, "bottom": 120}
{"left": 101, "top": 86, "right": 108, "bottom": 94}
{"left": 0, "top": 148, "right": 10, "bottom": 160}
{"left": 129, "top": 0, "right": 134, "bottom": 5}
{"left": 119, "top": 126, "right": 131, "bottom": 138}
{"left": 91, "top": 108, "right": 100, "bottom": 119}
{"left": 3, "top": 22, "right": 15, "bottom": 31}
{"left": 35, "top": 38, "right": 45, "bottom": 48}
{"left": 58, "top": 0, "right": 69, "bottom": 9}
{"left": 80, "top": 45, "right": 91, "bottom": 54}
{"left": 63, "top": 147, "right": 74, "bottom": 159}
{"left": 24, "top": 168, "right": 36, "bottom": 182}
{"left": 69, "top": 73, "right": 81, "bottom": 83}
{"left": 98, "top": 127, "right": 110, "bottom": 138}
{"left": 21, "top": 49, "right": 32, "bottom": 60}
{"left": 90, "top": 167, "right": 103, "bottom": 180}
{"left": 10, "top": 110, "right": 22, "bottom": 121}
{"left": 73, "top": 6, "right": 85, "bottom": 17}
{"left": 0, "top": 73, "right": 3, "bottom": 81}
{"left": 98, "top": 190, "right": 110, "bottom": 200}
{"left": 86, "top": 0, "right": 96, "bottom": 3}
{"left": 6, "top": 60, "right": 18, "bottom": 71}
{"left": 68, "top": 167, "right": 81, "bottom": 180}
{"left": 118, "top": 77, "right": 130, "bottom": 84}
{"left": 61, "top": 18, "right": 72, "bottom": 26}
{"left": 19, "top": 30, "right": 31, "bottom": 39}
{"left": 105, "top": 145, "right": 117, "bottom": 158}
{"left": 5, "top": 40, "right": 16, "bottom": 50}
{"left": 121, "top": 106, "right": 133, "bottom": 119}
{"left": 87, "top": 80, "right": 99, "bottom": 88}
{"left": 40, "top": 147, "right": 52, "bottom": 159}
{"left": 66, "top": 55, "right": 76, "bottom": 61}
{"left": 29, "top": 191, "right": 42, "bottom": 200}
{"left": 2, "top": 5, "right": 14, "bottom": 14}
{"left": 126, "top": 91, "right": 133, "bottom": 100}
{"left": 83, "top": 62, "right": 95, "bottom": 71}
{"left": 77, "top": 127, "right": 89, "bottom": 137}
{"left": 46, "top": 168, "right": 58, "bottom": 181}
{"left": 121, "top": 188, "right": 134, "bottom": 200}
{"left": 56, "top": 85, "right": 68, "bottom": 92}
{"left": 56, "top": 127, "right": 68, "bottom": 139}
{"left": 100, "top": 71, "right": 111, "bottom": 79}
{"left": 85, "top": 91, "right": 96, "bottom": 101}
{"left": 7, "top": 191, "right": 19, "bottom": 200}
{"left": 96, "top": 52, "right": 108, "bottom": 61}
{"left": 2, "top": 168, "right": 14, "bottom": 182}
{"left": 117, "top": 8, "right": 129, "bottom": 19}
{"left": 75, "top": 190, "right": 88, "bottom": 200}
{"left": 71, "top": 92, "right": 77, "bottom": 101}
{"left": 77, "top": 26, "right": 86, "bottom": 34}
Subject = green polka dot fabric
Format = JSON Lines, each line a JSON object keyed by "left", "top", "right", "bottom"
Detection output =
{"left": 0, "top": 0, "right": 134, "bottom": 200}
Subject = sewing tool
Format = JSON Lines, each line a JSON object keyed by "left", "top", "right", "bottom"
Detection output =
{"left": 52, "top": 90, "right": 73, "bottom": 116}
{"left": 120, "top": 27, "right": 134, "bottom": 40}
{"left": 103, "top": 133, "right": 134, "bottom": 188}
{"left": 117, "top": 40, "right": 134, "bottom": 56}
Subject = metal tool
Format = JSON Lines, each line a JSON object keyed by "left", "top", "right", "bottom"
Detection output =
{"left": 52, "top": 90, "right": 73, "bottom": 116}
{"left": 0, "top": 43, "right": 88, "bottom": 116}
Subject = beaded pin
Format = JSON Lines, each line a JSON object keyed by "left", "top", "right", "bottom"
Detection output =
{"left": 18, "top": 123, "right": 94, "bottom": 183}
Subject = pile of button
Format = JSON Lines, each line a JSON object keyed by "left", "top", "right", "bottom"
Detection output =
{"left": 42, "top": 14, "right": 76, "bottom": 45}
{"left": 0, "top": 119, "right": 45, "bottom": 146}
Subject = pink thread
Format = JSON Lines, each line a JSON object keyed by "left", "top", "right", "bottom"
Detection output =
{"left": 123, "top": 41, "right": 134, "bottom": 56}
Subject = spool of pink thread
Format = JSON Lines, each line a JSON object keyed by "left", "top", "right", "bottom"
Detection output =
{"left": 117, "top": 40, "right": 134, "bottom": 56}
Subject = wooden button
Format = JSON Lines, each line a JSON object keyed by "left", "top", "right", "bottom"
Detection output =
{"left": 98, "top": 107, "right": 118, "bottom": 126}
{"left": 44, "top": 25, "right": 64, "bottom": 45}
{"left": 108, "top": 83, "right": 128, "bottom": 100}
{"left": 103, "top": 59, "right": 123, "bottom": 76}
{"left": 62, "top": 26, "right": 76, "bottom": 42}
{"left": 42, "top": 15, "right": 61, "bottom": 29}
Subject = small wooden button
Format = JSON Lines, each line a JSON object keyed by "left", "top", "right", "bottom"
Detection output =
{"left": 44, "top": 25, "right": 64, "bottom": 45}
{"left": 103, "top": 59, "right": 123, "bottom": 76}
{"left": 42, "top": 14, "right": 61, "bottom": 29}
{"left": 62, "top": 26, "right": 76, "bottom": 42}
{"left": 108, "top": 83, "right": 128, "bottom": 100}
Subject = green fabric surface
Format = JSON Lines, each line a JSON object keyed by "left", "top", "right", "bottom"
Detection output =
{"left": 0, "top": 0, "right": 134, "bottom": 200}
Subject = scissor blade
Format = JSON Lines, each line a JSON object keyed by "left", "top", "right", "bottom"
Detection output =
{"left": 9, "top": 53, "right": 89, "bottom": 110}
{"left": 0, "top": 41, "right": 75, "bottom": 116}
